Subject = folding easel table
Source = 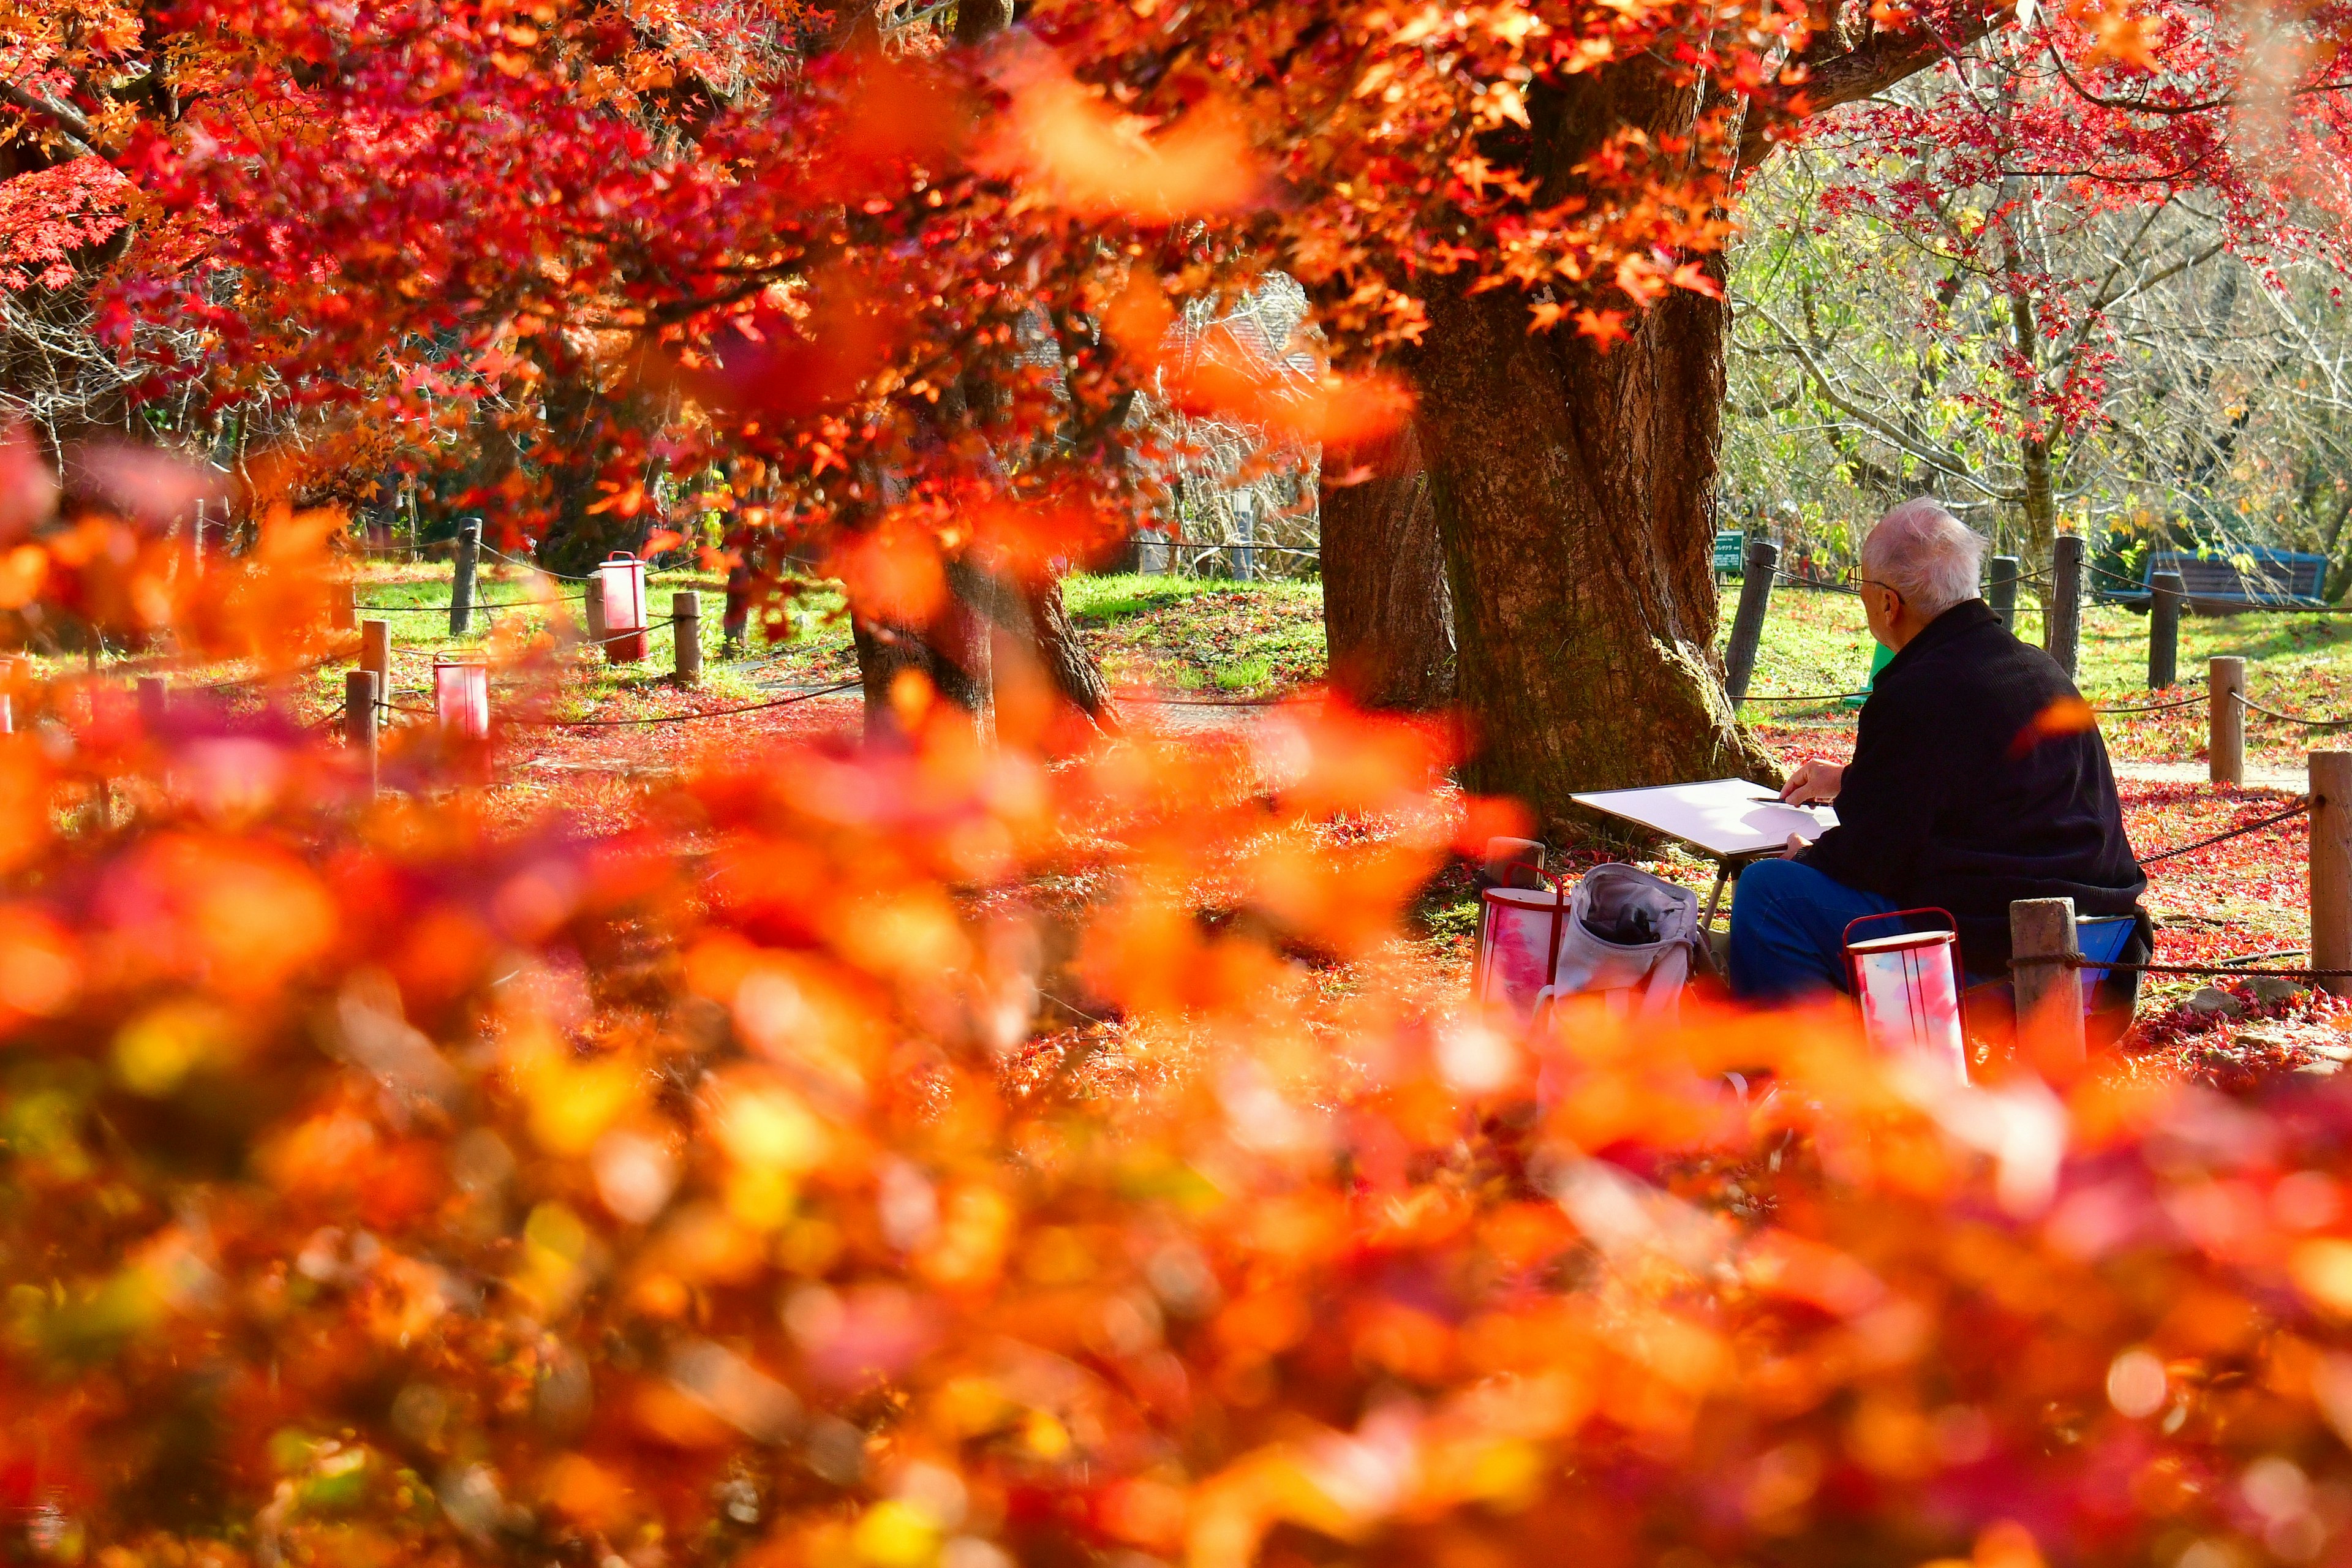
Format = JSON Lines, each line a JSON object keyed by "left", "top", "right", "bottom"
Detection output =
{"left": 1569, "top": 778, "right": 1839, "bottom": 935}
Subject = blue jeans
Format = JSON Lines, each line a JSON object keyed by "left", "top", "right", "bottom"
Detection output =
{"left": 1727, "top": 858, "right": 1899, "bottom": 1001}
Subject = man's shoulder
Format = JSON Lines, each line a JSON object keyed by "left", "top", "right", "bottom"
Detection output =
{"left": 1876, "top": 614, "right": 2075, "bottom": 717}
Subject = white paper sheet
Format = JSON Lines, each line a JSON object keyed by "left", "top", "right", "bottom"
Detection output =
{"left": 1569, "top": 778, "right": 1839, "bottom": 859}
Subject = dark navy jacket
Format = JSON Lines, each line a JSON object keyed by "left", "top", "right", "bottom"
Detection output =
{"left": 1797, "top": 598, "right": 2147, "bottom": 972}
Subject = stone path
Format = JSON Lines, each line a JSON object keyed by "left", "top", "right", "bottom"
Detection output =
{"left": 2112, "top": 758, "right": 2305, "bottom": 792}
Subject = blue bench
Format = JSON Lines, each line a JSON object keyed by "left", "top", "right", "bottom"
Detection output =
{"left": 2100, "top": 548, "right": 2329, "bottom": 612}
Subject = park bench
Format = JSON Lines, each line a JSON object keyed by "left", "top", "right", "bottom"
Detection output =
{"left": 2100, "top": 548, "right": 2330, "bottom": 612}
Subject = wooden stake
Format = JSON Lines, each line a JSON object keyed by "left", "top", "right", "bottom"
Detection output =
{"left": 2148, "top": 569, "right": 2185, "bottom": 690}
{"left": 2312, "top": 751, "right": 2352, "bottom": 998}
{"left": 1988, "top": 554, "right": 2021, "bottom": 631}
{"left": 346, "top": 670, "right": 379, "bottom": 800}
{"left": 2209, "top": 657, "right": 2245, "bottom": 788}
{"left": 331, "top": 582, "right": 356, "bottom": 631}
{"left": 1723, "top": 538, "right": 1779, "bottom": 707}
{"left": 449, "top": 518, "right": 482, "bottom": 636}
{"left": 2046, "top": 535, "right": 2084, "bottom": 679}
{"left": 673, "top": 591, "right": 702, "bottom": 686}
{"left": 361, "top": 619, "right": 391, "bottom": 714}
{"left": 584, "top": 578, "right": 606, "bottom": 649}
{"left": 137, "top": 676, "right": 168, "bottom": 730}
{"left": 2010, "top": 896, "right": 2084, "bottom": 1066}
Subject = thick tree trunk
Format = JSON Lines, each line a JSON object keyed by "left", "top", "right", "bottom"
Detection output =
{"left": 1025, "top": 579, "right": 1115, "bottom": 722}
{"left": 1410, "top": 273, "right": 1774, "bottom": 834}
{"left": 1321, "top": 423, "right": 1455, "bottom": 710}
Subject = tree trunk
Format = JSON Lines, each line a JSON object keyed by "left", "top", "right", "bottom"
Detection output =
{"left": 1409, "top": 273, "right": 1774, "bottom": 834}
{"left": 1321, "top": 422, "right": 1455, "bottom": 710}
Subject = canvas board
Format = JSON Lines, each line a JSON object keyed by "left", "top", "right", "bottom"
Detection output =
{"left": 1570, "top": 778, "right": 1839, "bottom": 859}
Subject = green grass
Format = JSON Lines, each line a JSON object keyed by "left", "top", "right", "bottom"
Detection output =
{"left": 1723, "top": 579, "right": 2352, "bottom": 763}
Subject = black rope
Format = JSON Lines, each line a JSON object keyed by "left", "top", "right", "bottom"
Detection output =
{"left": 480, "top": 544, "right": 598, "bottom": 581}
{"left": 2240, "top": 694, "right": 2352, "bottom": 728}
{"left": 510, "top": 679, "right": 860, "bottom": 726}
{"left": 2093, "top": 693, "right": 2208, "bottom": 714}
{"left": 357, "top": 595, "right": 587, "bottom": 613}
{"left": 2139, "top": 799, "right": 2310, "bottom": 865}
{"left": 581, "top": 619, "right": 678, "bottom": 648}
{"left": 1141, "top": 536, "right": 1322, "bottom": 559}
{"left": 2014, "top": 952, "right": 2352, "bottom": 979}
{"left": 1125, "top": 691, "right": 1306, "bottom": 707}
{"left": 1772, "top": 572, "right": 1863, "bottom": 597}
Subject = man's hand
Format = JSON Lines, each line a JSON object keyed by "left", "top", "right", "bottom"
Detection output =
{"left": 1779, "top": 759, "right": 1845, "bottom": 805}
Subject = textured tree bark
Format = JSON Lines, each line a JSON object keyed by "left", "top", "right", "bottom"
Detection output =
{"left": 1024, "top": 578, "right": 1115, "bottom": 723}
{"left": 1321, "top": 423, "right": 1455, "bottom": 710}
{"left": 1409, "top": 273, "right": 1776, "bottom": 832}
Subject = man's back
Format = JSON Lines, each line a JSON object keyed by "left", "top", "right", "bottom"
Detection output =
{"left": 1797, "top": 600, "right": 2145, "bottom": 970}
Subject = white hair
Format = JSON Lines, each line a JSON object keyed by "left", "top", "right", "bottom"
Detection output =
{"left": 1862, "top": 497, "right": 1988, "bottom": 619}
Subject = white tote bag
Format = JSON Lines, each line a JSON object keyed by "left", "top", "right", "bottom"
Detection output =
{"left": 1531, "top": 864, "right": 1700, "bottom": 1025}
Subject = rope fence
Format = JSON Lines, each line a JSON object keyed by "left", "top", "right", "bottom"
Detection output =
{"left": 2015, "top": 952, "right": 2352, "bottom": 981}
{"left": 508, "top": 679, "right": 861, "bottom": 726}
{"left": 2138, "top": 799, "right": 2310, "bottom": 865}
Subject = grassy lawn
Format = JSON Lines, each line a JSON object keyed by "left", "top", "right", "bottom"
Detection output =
{"left": 1733, "top": 578, "right": 2352, "bottom": 765}
{"left": 693, "top": 571, "right": 1325, "bottom": 698}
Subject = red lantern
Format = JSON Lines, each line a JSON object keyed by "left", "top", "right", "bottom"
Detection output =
{"left": 434, "top": 660, "right": 489, "bottom": 739}
{"left": 1844, "top": 909, "right": 1968, "bottom": 1084}
{"left": 598, "top": 551, "right": 649, "bottom": 664}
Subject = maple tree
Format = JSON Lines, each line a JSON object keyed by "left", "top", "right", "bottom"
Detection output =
{"left": 12, "top": 7, "right": 2352, "bottom": 1568}
{"left": 0, "top": 448, "right": 2346, "bottom": 1568}
{"left": 1727, "top": 24, "right": 2352, "bottom": 601}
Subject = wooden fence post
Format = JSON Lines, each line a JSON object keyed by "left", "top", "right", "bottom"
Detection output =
{"left": 449, "top": 518, "right": 482, "bottom": 636}
{"left": 2148, "top": 568, "right": 2185, "bottom": 689}
{"left": 1724, "top": 539, "right": 1779, "bottom": 707}
{"left": 673, "top": 592, "right": 702, "bottom": 685}
{"left": 584, "top": 579, "right": 606, "bottom": 650}
{"left": 2209, "top": 657, "right": 2245, "bottom": 787}
{"left": 346, "top": 670, "right": 379, "bottom": 799}
{"left": 2047, "top": 535, "right": 2084, "bottom": 679}
{"left": 137, "top": 676, "right": 168, "bottom": 731}
{"left": 721, "top": 565, "right": 748, "bottom": 657}
{"left": 2312, "top": 751, "right": 2352, "bottom": 998}
{"left": 361, "top": 619, "right": 391, "bottom": 714}
{"left": 1988, "top": 554, "right": 2021, "bottom": 631}
{"left": 2011, "top": 896, "right": 2084, "bottom": 1066}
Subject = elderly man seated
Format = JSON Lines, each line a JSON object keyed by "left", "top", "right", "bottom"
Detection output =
{"left": 1728, "top": 498, "right": 2148, "bottom": 1000}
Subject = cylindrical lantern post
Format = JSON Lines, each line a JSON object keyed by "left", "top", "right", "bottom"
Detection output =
{"left": 345, "top": 669, "right": 379, "bottom": 799}
{"left": 1724, "top": 538, "right": 1779, "bottom": 707}
{"left": 597, "top": 552, "right": 649, "bottom": 663}
{"left": 450, "top": 518, "right": 483, "bottom": 637}
{"left": 361, "top": 619, "right": 391, "bottom": 715}
{"left": 673, "top": 591, "right": 702, "bottom": 685}
{"left": 2312, "top": 751, "right": 2352, "bottom": 998}
{"left": 433, "top": 660, "right": 489, "bottom": 739}
{"left": 2011, "top": 895, "right": 2085, "bottom": 1066}
{"left": 2209, "top": 657, "right": 2245, "bottom": 787}
{"left": 1988, "top": 554, "right": 2021, "bottom": 631}
{"left": 2047, "top": 535, "right": 2084, "bottom": 679}
{"left": 2148, "top": 569, "right": 2185, "bottom": 690}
